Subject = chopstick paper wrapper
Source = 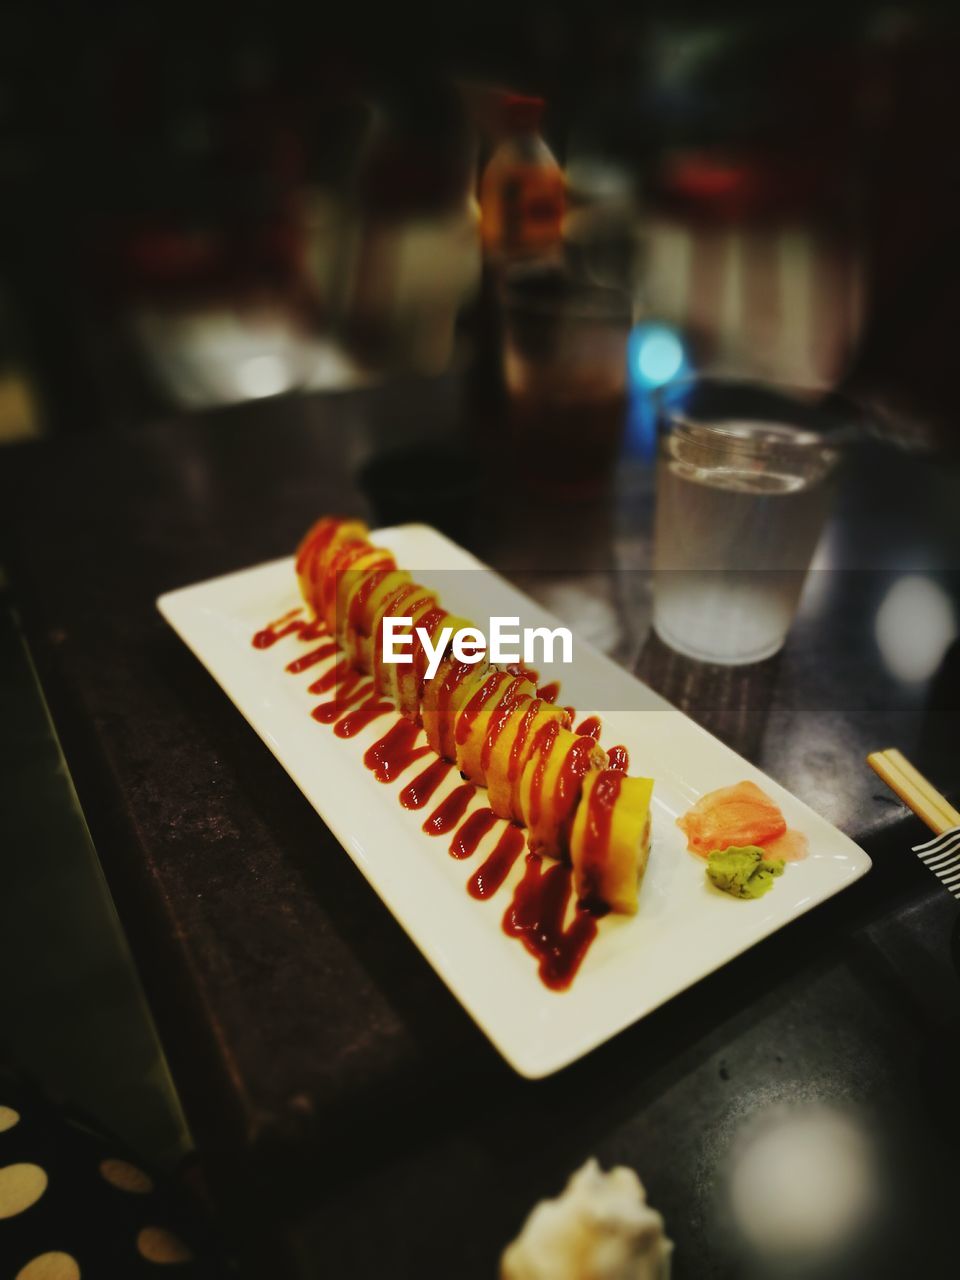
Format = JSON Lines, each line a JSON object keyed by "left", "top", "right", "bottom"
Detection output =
{"left": 867, "top": 748, "right": 960, "bottom": 899}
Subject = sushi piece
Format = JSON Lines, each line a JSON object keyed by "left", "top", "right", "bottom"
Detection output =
{"left": 454, "top": 671, "right": 536, "bottom": 785}
{"left": 421, "top": 651, "right": 493, "bottom": 760}
{"left": 368, "top": 580, "right": 436, "bottom": 697}
{"left": 296, "top": 516, "right": 367, "bottom": 619}
{"left": 397, "top": 604, "right": 468, "bottom": 719}
{"left": 327, "top": 544, "right": 398, "bottom": 638}
{"left": 379, "top": 594, "right": 444, "bottom": 718}
{"left": 571, "top": 771, "right": 654, "bottom": 914}
{"left": 339, "top": 566, "right": 412, "bottom": 667}
{"left": 485, "top": 698, "right": 570, "bottom": 824}
{"left": 519, "top": 724, "right": 608, "bottom": 858}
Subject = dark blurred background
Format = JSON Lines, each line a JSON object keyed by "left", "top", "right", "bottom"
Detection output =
{"left": 1, "top": 0, "right": 958, "bottom": 448}
{"left": 2, "top": 8, "right": 960, "bottom": 1276}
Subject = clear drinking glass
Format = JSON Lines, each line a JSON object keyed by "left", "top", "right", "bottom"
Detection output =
{"left": 652, "top": 380, "right": 840, "bottom": 664}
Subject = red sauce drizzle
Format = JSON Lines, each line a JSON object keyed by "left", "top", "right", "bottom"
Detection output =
{"left": 551, "top": 736, "right": 602, "bottom": 831}
{"left": 296, "top": 516, "right": 349, "bottom": 580}
{"left": 412, "top": 607, "right": 450, "bottom": 683}
{"left": 423, "top": 783, "right": 475, "bottom": 835}
{"left": 295, "top": 522, "right": 333, "bottom": 576}
{"left": 479, "top": 679, "right": 530, "bottom": 774}
{"left": 381, "top": 582, "right": 420, "bottom": 615}
{"left": 253, "top": 589, "right": 614, "bottom": 992}
{"left": 347, "top": 567, "right": 392, "bottom": 633}
{"left": 320, "top": 541, "right": 372, "bottom": 618}
{"left": 508, "top": 700, "right": 545, "bottom": 783}
{"left": 526, "top": 720, "right": 562, "bottom": 828}
{"left": 503, "top": 855, "right": 600, "bottom": 990}
{"left": 311, "top": 670, "right": 367, "bottom": 722}
{"left": 286, "top": 640, "right": 338, "bottom": 673}
{"left": 433, "top": 656, "right": 483, "bottom": 753}
{"left": 455, "top": 671, "right": 508, "bottom": 746}
{"left": 450, "top": 808, "right": 498, "bottom": 860}
{"left": 507, "top": 664, "right": 539, "bottom": 684}
{"left": 371, "top": 587, "right": 431, "bottom": 690}
{"left": 308, "top": 657, "right": 353, "bottom": 694}
{"left": 525, "top": 731, "right": 599, "bottom": 845}
{"left": 334, "top": 694, "right": 393, "bottom": 739}
{"left": 253, "top": 609, "right": 305, "bottom": 648}
{"left": 578, "top": 770, "right": 623, "bottom": 908}
{"left": 364, "top": 719, "right": 431, "bottom": 783}
{"left": 468, "top": 826, "right": 525, "bottom": 900}
{"left": 399, "top": 758, "right": 453, "bottom": 809}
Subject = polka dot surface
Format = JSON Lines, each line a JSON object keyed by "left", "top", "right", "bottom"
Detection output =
{"left": 0, "top": 1074, "right": 221, "bottom": 1276}
{"left": 0, "top": 1105, "right": 20, "bottom": 1133}
{"left": 0, "top": 1162, "right": 48, "bottom": 1219}
{"left": 98, "top": 1158, "right": 154, "bottom": 1195}
{"left": 136, "top": 1226, "right": 195, "bottom": 1264}
{"left": 15, "top": 1251, "right": 81, "bottom": 1280}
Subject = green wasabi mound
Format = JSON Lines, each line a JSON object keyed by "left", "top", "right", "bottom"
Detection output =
{"left": 706, "top": 845, "right": 785, "bottom": 899}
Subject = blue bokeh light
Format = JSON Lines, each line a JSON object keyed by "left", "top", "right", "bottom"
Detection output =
{"left": 625, "top": 322, "right": 690, "bottom": 461}
{"left": 628, "top": 323, "right": 687, "bottom": 389}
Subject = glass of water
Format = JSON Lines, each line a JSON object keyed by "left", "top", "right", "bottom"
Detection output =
{"left": 652, "top": 379, "right": 840, "bottom": 665}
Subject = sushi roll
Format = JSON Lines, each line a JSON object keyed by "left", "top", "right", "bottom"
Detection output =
{"left": 293, "top": 516, "right": 656, "bottom": 915}
{"left": 571, "top": 771, "right": 653, "bottom": 914}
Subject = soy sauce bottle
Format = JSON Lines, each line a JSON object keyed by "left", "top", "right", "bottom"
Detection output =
{"left": 479, "top": 94, "right": 564, "bottom": 265}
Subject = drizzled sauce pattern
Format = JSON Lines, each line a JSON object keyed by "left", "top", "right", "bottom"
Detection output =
{"left": 399, "top": 759, "right": 453, "bottom": 810}
{"left": 422, "top": 783, "right": 475, "bottom": 835}
{"left": 364, "top": 720, "right": 431, "bottom": 783}
{"left": 253, "top": 611, "right": 608, "bottom": 990}
{"left": 504, "top": 855, "right": 602, "bottom": 990}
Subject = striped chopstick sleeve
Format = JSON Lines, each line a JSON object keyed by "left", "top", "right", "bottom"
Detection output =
{"left": 912, "top": 826, "right": 960, "bottom": 899}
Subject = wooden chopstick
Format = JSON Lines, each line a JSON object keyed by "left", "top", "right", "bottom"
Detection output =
{"left": 867, "top": 748, "right": 960, "bottom": 836}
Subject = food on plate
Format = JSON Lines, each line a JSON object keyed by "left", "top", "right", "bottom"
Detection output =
{"left": 571, "top": 772, "right": 653, "bottom": 915}
{"left": 294, "top": 516, "right": 654, "bottom": 914}
{"left": 486, "top": 697, "right": 570, "bottom": 824}
{"left": 500, "top": 1158, "right": 673, "bottom": 1280}
{"left": 677, "top": 780, "right": 807, "bottom": 862}
{"left": 455, "top": 670, "right": 537, "bottom": 785}
{"left": 677, "top": 781, "right": 784, "bottom": 854}
{"left": 295, "top": 515, "right": 367, "bottom": 613}
{"left": 759, "top": 827, "right": 809, "bottom": 861}
{"left": 706, "top": 846, "right": 785, "bottom": 899}
{"left": 519, "top": 723, "right": 608, "bottom": 858}
{"left": 421, "top": 650, "right": 491, "bottom": 761}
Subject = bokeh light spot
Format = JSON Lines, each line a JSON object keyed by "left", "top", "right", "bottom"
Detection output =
{"left": 629, "top": 324, "right": 686, "bottom": 388}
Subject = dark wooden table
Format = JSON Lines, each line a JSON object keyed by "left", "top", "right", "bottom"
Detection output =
{"left": 3, "top": 379, "right": 959, "bottom": 1279}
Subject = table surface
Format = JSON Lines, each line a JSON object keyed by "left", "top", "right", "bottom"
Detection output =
{"left": 3, "top": 379, "right": 960, "bottom": 1279}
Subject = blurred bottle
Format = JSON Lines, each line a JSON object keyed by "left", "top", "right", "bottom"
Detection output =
{"left": 564, "top": 151, "right": 642, "bottom": 295}
{"left": 343, "top": 83, "right": 480, "bottom": 376}
{"left": 479, "top": 95, "right": 565, "bottom": 265}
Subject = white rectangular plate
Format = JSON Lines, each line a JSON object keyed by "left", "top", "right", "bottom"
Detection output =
{"left": 158, "top": 523, "right": 871, "bottom": 1078}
